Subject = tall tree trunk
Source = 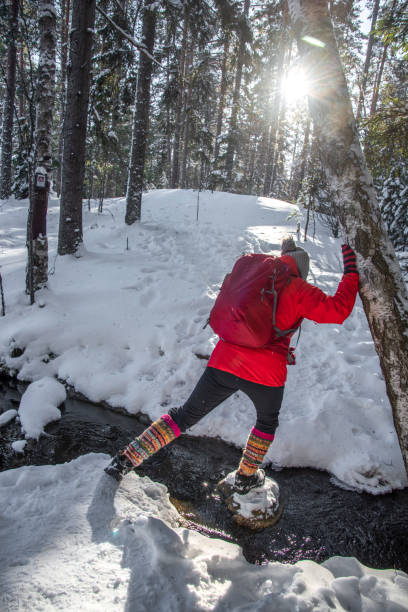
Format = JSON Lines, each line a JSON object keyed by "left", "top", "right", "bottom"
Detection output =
{"left": 369, "top": 43, "right": 388, "bottom": 116}
{"left": 263, "top": 2, "right": 289, "bottom": 196}
{"left": 180, "top": 39, "right": 194, "bottom": 189}
{"left": 0, "top": 0, "right": 18, "bottom": 199}
{"left": 224, "top": 0, "right": 250, "bottom": 187}
{"left": 294, "top": 117, "right": 311, "bottom": 200}
{"left": 170, "top": 11, "right": 188, "bottom": 189}
{"left": 58, "top": 0, "right": 96, "bottom": 255}
{"left": 270, "top": 102, "right": 288, "bottom": 195}
{"left": 18, "top": 47, "right": 26, "bottom": 120}
{"left": 26, "top": 0, "right": 57, "bottom": 296}
{"left": 289, "top": 0, "right": 408, "bottom": 477}
{"left": 213, "top": 33, "right": 230, "bottom": 164}
{"left": 125, "top": 0, "right": 157, "bottom": 224}
{"left": 164, "top": 18, "right": 173, "bottom": 185}
{"left": 356, "top": 0, "right": 380, "bottom": 121}
{"left": 55, "top": 0, "right": 71, "bottom": 197}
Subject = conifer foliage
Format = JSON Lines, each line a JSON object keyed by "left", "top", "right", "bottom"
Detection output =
{"left": 0, "top": 1, "right": 406, "bottom": 281}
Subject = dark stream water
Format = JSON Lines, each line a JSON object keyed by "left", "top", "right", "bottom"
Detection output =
{"left": 1, "top": 375, "right": 408, "bottom": 572}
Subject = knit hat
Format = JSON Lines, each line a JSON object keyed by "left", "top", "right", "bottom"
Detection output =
{"left": 281, "top": 236, "right": 310, "bottom": 280}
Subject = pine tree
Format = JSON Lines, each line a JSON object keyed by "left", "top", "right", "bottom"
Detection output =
{"left": 380, "top": 158, "right": 408, "bottom": 252}
{"left": 125, "top": 0, "right": 157, "bottom": 224}
{"left": 224, "top": 0, "right": 251, "bottom": 188}
{"left": 58, "top": 0, "right": 96, "bottom": 255}
{"left": 170, "top": 8, "right": 188, "bottom": 189}
{"left": 55, "top": 0, "right": 71, "bottom": 197}
{"left": 0, "top": 0, "right": 18, "bottom": 199}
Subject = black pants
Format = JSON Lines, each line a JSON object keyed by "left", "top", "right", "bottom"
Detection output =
{"left": 168, "top": 367, "right": 284, "bottom": 435}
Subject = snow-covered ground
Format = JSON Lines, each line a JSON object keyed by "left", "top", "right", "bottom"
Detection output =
{"left": 1, "top": 189, "right": 406, "bottom": 493}
{"left": 0, "top": 190, "right": 407, "bottom": 610}
{"left": 1, "top": 454, "right": 407, "bottom": 612}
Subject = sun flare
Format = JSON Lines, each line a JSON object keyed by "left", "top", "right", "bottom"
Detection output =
{"left": 281, "top": 68, "right": 310, "bottom": 104}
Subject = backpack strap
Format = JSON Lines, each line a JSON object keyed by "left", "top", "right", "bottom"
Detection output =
{"left": 263, "top": 270, "right": 302, "bottom": 338}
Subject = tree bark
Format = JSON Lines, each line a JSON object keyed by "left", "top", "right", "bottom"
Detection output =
{"left": 224, "top": 0, "right": 250, "bottom": 187}
{"left": 125, "top": 0, "right": 157, "bottom": 225}
{"left": 356, "top": 0, "right": 380, "bottom": 121}
{"left": 370, "top": 43, "right": 388, "bottom": 116}
{"left": 0, "top": 0, "right": 19, "bottom": 199}
{"left": 213, "top": 33, "right": 230, "bottom": 164}
{"left": 180, "top": 39, "right": 194, "bottom": 189}
{"left": 294, "top": 117, "right": 311, "bottom": 200}
{"left": 55, "top": 0, "right": 71, "bottom": 197}
{"left": 58, "top": 0, "right": 96, "bottom": 255}
{"left": 170, "top": 11, "right": 188, "bottom": 189}
{"left": 262, "top": 5, "right": 289, "bottom": 197}
{"left": 26, "top": 0, "right": 57, "bottom": 296}
{"left": 288, "top": 0, "right": 408, "bottom": 477}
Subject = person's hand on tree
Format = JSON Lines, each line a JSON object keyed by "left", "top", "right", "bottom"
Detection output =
{"left": 342, "top": 244, "right": 358, "bottom": 275}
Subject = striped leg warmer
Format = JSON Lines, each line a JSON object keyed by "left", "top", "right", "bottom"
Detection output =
{"left": 237, "top": 427, "right": 275, "bottom": 477}
{"left": 123, "top": 414, "right": 181, "bottom": 468}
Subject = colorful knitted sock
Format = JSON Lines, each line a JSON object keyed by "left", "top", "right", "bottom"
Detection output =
{"left": 123, "top": 414, "right": 181, "bottom": 467}
{"left": 237, "top": 427, "right": 275, "bottom": 477}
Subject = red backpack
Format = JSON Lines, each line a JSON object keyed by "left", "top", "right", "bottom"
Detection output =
{"left": 209, "top": 253, "right": 302, "bottom": 348}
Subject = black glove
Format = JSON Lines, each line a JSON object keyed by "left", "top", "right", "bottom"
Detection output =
{"left": 342, "top": 244, "right": 358, "bottom": 275}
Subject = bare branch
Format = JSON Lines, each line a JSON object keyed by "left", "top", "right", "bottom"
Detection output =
{"left": 95, "top": 4, "right": 161, "bottom": 67}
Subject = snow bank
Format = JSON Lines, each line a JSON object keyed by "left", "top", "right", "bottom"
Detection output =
{"left": 0, "top": 408, "right": 17, "bottom": 427}
{"left": 0, "top": 190, "right": 406, "bottom": 493}
{"left": 0, "top": 454, "right": 406, "bottom": 611}
{"left": 11, "top": 439, "right": 27, "bottom": 453}
{"left": 18, "top": 377, "right": 66, "bottom": 439}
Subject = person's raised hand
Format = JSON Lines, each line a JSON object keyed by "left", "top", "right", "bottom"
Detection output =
{"left": 342, "top": 244, "right": 358, "bottom": 275}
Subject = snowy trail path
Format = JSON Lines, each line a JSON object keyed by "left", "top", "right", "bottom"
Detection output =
{"left": 0, "top": 190, "right": 406, "bottom": 493}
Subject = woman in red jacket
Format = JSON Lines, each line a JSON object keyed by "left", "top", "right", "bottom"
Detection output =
{"left": 105, "top": 239, "right": 359, "bottom": 494}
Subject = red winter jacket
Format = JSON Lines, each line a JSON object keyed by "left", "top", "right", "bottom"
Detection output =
{"left": 208, "top": 255, "right": 359, "bottom": 387}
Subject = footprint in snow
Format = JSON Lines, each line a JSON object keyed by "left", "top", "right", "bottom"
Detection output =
{"left": 139, "top": 288, "right": 156, "bottom": 306}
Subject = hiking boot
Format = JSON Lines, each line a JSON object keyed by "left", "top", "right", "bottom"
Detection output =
{"left": 104, "top": 452, "right": 134, "bottom": 481}
{"left": 216, "top": 469, "right": 265, "bottom": 500}
{"left": 234, "top": 469, "right": 265, "bottom": 495}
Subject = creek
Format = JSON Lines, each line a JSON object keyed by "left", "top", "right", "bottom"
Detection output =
{"left": 1, "top": 375, "right": 407, "bottom": 572}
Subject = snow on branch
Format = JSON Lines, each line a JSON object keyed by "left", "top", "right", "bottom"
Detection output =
{"left": 39, "top": 3, "right": 57, "bottom": 20}
{"left": 95, "top": 4, "right": 161, "bottom": 67}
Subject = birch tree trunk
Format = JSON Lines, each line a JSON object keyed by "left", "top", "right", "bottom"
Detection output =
{"left": 0, "top": 0, "right": 18, "bottom": 200}
{"left": 125, "top": 0, "right": 157, "bottom": 225}
{"left": 58, "top": 0, "right": 96, "bottom": 255}
{"left": 26, "top": 0, "right": 57, "bottom": 297}
{"left": 288, "top": 0, "right": 408, "bottom": 477}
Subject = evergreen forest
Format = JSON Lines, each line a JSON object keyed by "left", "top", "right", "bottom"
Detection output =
{"left": 0, "top": 0, "right": 406, "bottom": 260}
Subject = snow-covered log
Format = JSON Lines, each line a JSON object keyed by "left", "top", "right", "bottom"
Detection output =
{"left": 288, "top": 0, "right": 408, "bottom": 476}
